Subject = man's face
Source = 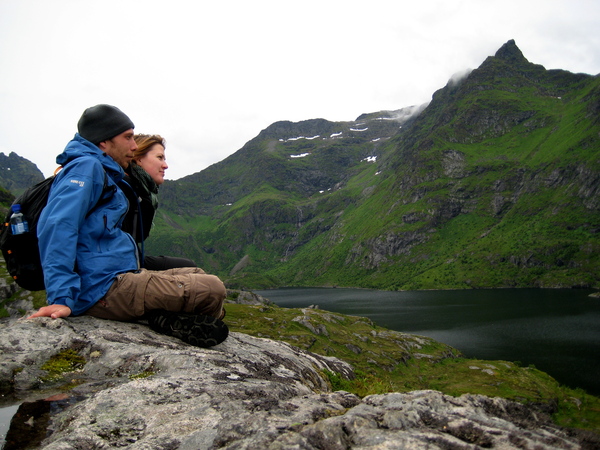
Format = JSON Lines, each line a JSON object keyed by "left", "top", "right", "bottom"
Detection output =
{"left": 99, "top": 129, "right": 137, "bottom": 169}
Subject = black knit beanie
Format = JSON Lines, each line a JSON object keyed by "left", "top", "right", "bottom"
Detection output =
{"left": 77, "top": 104, "right": 135, "bottom": 145}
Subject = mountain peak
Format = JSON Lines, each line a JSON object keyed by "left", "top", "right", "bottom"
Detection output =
{"left": 494, "top": 39, "right": 528, "bottom": 64}
{"left": 0, "top": 151, "right": 45, "bottom": 197}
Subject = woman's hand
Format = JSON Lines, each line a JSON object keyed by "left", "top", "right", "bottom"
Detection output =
{"left": 28, "top": 304, "right": 72, "bottom": 319}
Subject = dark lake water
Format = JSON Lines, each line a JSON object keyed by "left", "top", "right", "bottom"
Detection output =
{"left": 256, "top": 288, "right": 600, "bottom": 396}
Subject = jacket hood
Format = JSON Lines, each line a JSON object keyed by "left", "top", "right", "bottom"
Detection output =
{"left": 57, "top": 134, "right": 125, "bottom": 181}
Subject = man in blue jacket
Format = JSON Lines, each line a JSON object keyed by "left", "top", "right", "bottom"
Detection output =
{"left": 28, "top": 104, "right": 228, "bottom": 348}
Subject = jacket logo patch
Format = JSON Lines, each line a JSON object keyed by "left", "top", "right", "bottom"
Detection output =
{"left": 70, "top": 179, "right": 85, "bottom": 187}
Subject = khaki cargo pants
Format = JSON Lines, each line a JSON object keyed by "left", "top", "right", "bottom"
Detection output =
{"left": 86, "top": 267, "right": 226, "bottom": 321}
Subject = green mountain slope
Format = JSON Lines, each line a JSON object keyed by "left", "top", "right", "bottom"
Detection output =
{"left": 151, "top": 108, "right": 421, "bottom": 277}
{"left": 148, "top": 40, "right": 599, "bottom": 290}
{"left": 266, "top": 40, "right": 600, "bottom": 289}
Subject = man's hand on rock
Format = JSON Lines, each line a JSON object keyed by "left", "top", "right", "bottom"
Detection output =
{"left": 28, "top": 304, "right": 72, "bottom": 319}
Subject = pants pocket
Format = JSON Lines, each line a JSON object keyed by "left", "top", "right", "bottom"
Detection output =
{"left": 88, "top": 272, "right": 144, "bottom": 321}
{"left": 143, "top": 273, "right": 190, "bottom": 312}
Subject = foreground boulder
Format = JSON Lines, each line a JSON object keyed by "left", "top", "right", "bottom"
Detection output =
{"left": 0, "top": 316, "right": 595, "bottom": 449}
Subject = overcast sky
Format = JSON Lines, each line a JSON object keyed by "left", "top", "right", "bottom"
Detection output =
{"left": 1, "top": 0, "right": 598, "bottom": 181}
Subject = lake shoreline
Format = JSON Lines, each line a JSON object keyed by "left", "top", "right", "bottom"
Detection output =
{"left": 257, "top": 287, "right": 600, "bottom": 397}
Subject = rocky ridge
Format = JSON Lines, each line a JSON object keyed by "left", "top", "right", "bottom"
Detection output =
{"left": 0, "top": 151, "right": 45, "bottom": 197}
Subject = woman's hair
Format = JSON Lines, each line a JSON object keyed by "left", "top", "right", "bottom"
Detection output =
{"left": 133, "top": 134, "right": 166, "bottom": 160}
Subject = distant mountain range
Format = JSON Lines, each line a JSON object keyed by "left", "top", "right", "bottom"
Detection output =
{"left": 2, "top": 40, "right": 599, "bottom": 291}
{"left": 0, "top": 152, "right": 44, "bottom": 196}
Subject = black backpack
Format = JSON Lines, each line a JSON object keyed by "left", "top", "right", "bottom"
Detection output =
{"left": 0, "top": 171, "right": 112, "bottom": 291}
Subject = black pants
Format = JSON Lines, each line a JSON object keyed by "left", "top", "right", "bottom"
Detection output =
{"left": 143, "top": 255, "right": 197, "bottom": 270}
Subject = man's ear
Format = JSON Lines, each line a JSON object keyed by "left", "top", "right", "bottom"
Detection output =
{"left": 97, "top": 140, "right": 107, "bottom": 151}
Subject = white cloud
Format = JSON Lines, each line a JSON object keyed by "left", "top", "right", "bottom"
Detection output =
{"left": 0, "top": 0, "right": 598, "bottom": 180}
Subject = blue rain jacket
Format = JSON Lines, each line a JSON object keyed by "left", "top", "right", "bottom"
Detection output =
{"left": 38, "top": 134, "right": 139, "bottom": 315}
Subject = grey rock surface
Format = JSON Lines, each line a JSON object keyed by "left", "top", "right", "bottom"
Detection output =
{"left": 0, "top": 277, "right": 19, "bottom": 313}
{"left": 0, "top": 316, "right": 595, "bottom": 449}
{"left": 225, "top": 288, "right": 272, "bottom": 306}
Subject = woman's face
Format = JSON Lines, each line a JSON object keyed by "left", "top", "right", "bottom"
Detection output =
{"left": 136, "top": 144, "right": 168, "bottom": 185}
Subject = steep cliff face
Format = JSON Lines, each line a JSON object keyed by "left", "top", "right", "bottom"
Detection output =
{"left": 340, "top": 41, "right": 600, "bottom": 289}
